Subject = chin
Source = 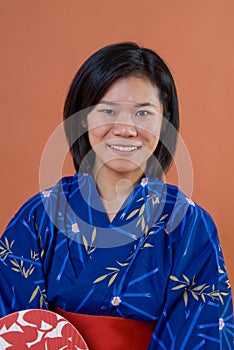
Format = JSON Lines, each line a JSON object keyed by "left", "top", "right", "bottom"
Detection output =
{"left": 105, "top": 159, "right": 146, "bottom": 175}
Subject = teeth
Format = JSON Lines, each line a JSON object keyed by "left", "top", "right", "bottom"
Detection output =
{"left": 110, "top": 145, "right": 138, "bottom": 152}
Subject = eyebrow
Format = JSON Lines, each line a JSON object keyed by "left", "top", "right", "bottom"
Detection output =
{"left": 98, "top": 100, "right": 157, "bottom": 108}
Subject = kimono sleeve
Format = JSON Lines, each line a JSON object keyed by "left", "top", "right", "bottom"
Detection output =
{"left": 149, "top": 204, "right": 233, "bottom": 350}
{"left": 0, "top": 196, "right": 48, "bottom": 317}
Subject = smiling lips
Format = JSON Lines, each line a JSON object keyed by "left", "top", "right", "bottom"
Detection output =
{"left": 109, "top": 145, "right": 140, "bottom": 152}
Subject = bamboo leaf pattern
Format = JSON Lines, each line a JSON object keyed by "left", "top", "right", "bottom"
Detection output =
{"left": 83, "top": 236, "right": 88, "bottom": 251}
{"left": 91, "top": 227, "right": 96, "bottom": 245}
{"left": 93, "top": 261, "right": 123, "bottom": 286}
{"left": 137, "top": 194, "right": 160, "bottom": 206}
{"left": 28, "top": 267, "right": 35, "bottom": 276}
{"left": 131, "top": 199, "right": 169, "bottom": 254}
{"left": 133, "top": 207, "right": 170, "bottom": 252}
{"left": 139, "top": 203, "right": 145, "bottom": 216}
{"left": 182, "top": 274, "right": 190, "bottom": 284}
{"left": 0, "top": 236, "right": 39, "bottom": 279}
{"left": 0, "top": 238, "right": 15, "bottom": 260}
{"left": 83, "top": 227, "right": 97, "bottom": 254}
{"left": 148, "top": 213, "right": 170, "bottom": 236}
{"left": 170, "top": 275, "right": 179, "bottom": 282}
{"left": 172, "top": 284, "right": 188, "bottom": 290}
{"left": 192, "top": 283, "right": 207, "bottom": 291}
{"left": 29, "top": 285, "right": 48, "bottom": 308}
{"left": 93, "top": 268, "right": 120, "bottom": 286}
{"left": 10, "top": 250, "right": 39, "bottom": 278}
{"left": 160, "top": 214, "right": 168, "bottom": 221}
{"left": 108, "top": 273, "right": 118, "bottom": 286}
{"left": 152, "top": 196, "right": 160, "bottom": 205}
{"left": 183, "top": 290, "right": 188, "bottom": 306}
{"left": 136, "top": 218, "right": 141, "bottom": 227}
{"left": 136, "top": 197, "right": 144, "bottom": 202}
{"left": 93, "top": 274, "right": 110, "bottom": 283}
{"left": 191, "top": 291, "right": 199, "bottom": 301}
{"left": 219, "top": 294, "right": 224, "bottom": 304}
{"left": 12, "top": 267, "right": 21, "bottom": 273}
{"left": 10, "top": 260, "right": 19, "bottom": 267}
{"left": 40, "top": 296, "right": 44, "bottom": 308}
{"left": 170, "top": 274, "right": 230, "bottom": 306}
{"left": 127, "top": 194, "right": 168, "bottom": 258}
{"left": 30, "top": 250, "right": 39, "bottom": 261}
{"left": 5, "top": 238, "right": 10, "bottom": 250}
{"left": 29, "top": 286, "right": 40, "bottom": 303}
{"left": 127, "top": 195, "right": 169, "bottom": 254}
{"left": 117, "top": 261, "right": 129, "bottom": 267}
{"left": 89, "top": 248, "right": 96, "bottom": 254}
{"left": 218, "top": 268, "right": 231, "bottom": 290}
{"left": 126, "top": 209, "right": 140, "bottom": 220}
{"left": 145, "top": 224, "right": 149, "bottom": 235}
{"left": 143, "top": 243, "right": 154, "bottom": 248}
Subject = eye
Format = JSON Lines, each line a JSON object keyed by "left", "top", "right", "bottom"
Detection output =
{"left": 101, "top": 109, "right": 116, "bottom": 115}
{"left": 135, "top": 110, "right": 152, "bottom": 117}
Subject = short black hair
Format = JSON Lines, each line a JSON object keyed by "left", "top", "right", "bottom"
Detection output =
{"left": 63, "top": 42, "right": 179, "bottom": 178}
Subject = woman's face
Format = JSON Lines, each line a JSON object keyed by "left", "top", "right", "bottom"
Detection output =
{"left": 87, "top": 75, "right": 163, "bottom": 178}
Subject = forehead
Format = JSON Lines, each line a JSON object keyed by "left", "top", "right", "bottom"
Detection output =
{"left": 100, "top": 76, "right": 161, "bottom": 107}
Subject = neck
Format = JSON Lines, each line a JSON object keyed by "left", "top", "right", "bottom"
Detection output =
{"left": 93, "top": 165, "right": 143, "bottom": 200}
{"left": 92, "top": 165, "right": 144, "bottom": 221}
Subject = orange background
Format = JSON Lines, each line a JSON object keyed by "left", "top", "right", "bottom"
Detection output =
{"left": 0, "top": 1, "right": 233, "bottom": 287}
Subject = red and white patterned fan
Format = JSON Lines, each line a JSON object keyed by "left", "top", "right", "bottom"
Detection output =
{"left": 0, "top": 309, "right": 89, "bottom": 350}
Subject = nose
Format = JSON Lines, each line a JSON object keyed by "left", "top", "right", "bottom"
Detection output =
{"left": 112, "top": 113, "right": 137, "bottom": 137}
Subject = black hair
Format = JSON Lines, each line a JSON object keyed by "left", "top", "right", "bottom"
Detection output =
{"left": 63, "top": 42, "right": 179, "bottom": 178}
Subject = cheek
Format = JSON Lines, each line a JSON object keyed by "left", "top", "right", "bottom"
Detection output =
{"left": 138, "top": 117, "right": 162, "bottom": 137}
{"left": 88, "top": 125, "right": 111, "bottom": 145}
{"left": 138, "top": 126, "right": 161, "bottom": 143}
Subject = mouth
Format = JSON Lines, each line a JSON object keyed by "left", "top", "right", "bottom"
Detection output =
{"left": 109, "top": 145, "right": 140, "bottom": 152}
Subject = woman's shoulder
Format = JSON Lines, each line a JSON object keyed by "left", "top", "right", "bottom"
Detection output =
{"left": 165, "top": 181, "right": 214, "bottom": 216}
{"left": 3, "top": 174, "right": 78, "bottom": 234}
{"left": 163, "top": 182, "right": 217, "bottom": 243}
{"left": 149, "top": 178, "right": 217, "bottom": 235}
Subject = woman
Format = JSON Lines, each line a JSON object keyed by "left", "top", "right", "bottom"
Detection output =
{"left": 0, "top": 42, "right": 233, "bottom": 349}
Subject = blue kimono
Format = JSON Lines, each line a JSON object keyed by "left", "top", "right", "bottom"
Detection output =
{"left": 0, "top": 173, "right": 233, "bottom": 349}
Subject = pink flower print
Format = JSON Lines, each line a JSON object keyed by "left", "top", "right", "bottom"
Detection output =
{"left": 111, "top": 296, "right": 121, "bottom": 306}
{"left": 219, "top": 318, "right": 225, "bottom": 330}
{"left": 72, "top": 223, "right": 80, "bottom": 233}
{"left": 186, "top": 197, "right": 195, "bottom": 207}
{"left": 42, "top": 190, "right": 52, "bottom": 198}
{"left": 141, "top": 177, "right": 148, "bottom": 187}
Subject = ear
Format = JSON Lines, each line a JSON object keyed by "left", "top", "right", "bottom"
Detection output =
{"left": 160, "top": 123, "right": 166, "bottom": 133}
{"left": 160, "top": 117, "right": 167, "bottom": 133}
{"left": 81, "top": 118, "right": 87, "bottom": 128}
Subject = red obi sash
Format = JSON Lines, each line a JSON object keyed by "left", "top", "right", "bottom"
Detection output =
{"left": 55, "top": 307, "right": 156, "bottom": 350}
